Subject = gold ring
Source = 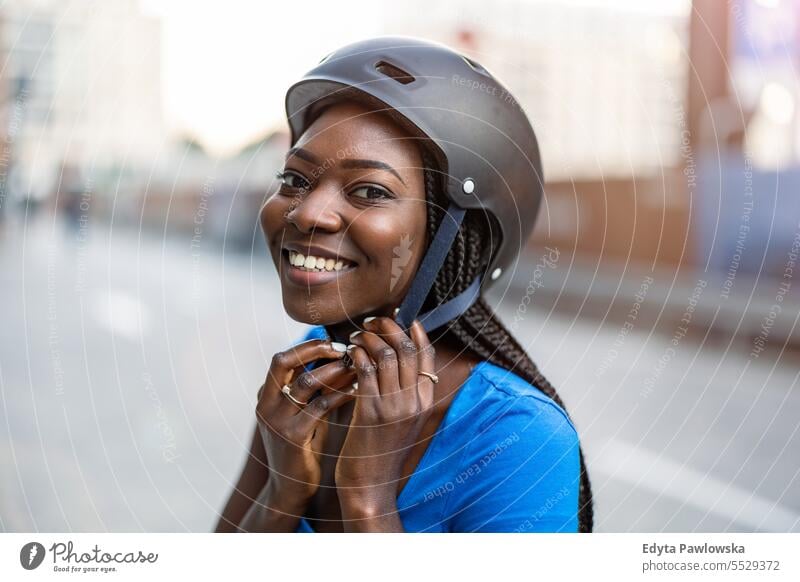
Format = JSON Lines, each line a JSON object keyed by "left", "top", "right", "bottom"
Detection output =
{"left": 418, "top": 371, "right": 439, "bottom": 384}
{"left": 281, "top": 384, "right": 307, "bottom": 406}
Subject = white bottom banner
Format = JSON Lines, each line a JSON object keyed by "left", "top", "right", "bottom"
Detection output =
{"left": 1, "top": 533, "right": 797, "bottom": 581}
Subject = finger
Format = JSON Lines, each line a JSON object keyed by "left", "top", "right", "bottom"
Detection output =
{"left": 261, "top": 339, "right": 347, "bottom": 407}
{"left": 294, "top": 383, "right": 359, "bottom": 434}
{"left": 363, "top": 316, "right": 418, "bottom": 391}
{"left": 349, "top": 330, "right": 401, "bottom": 395}
{"left": 409, "top": 319, "right": 436, "bottom": 411}
{"left": 347, "top": 344, "right": 380, "bottom": 405}
{"left": 280, "top": 359, "right": 356, "bottom": 411}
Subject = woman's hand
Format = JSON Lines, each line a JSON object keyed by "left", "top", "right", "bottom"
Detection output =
{"left": 255, "top": 339, "right": 357, "bottom": 512}
{"left": 335, "top": 318, "right": 436, "bottom": 528}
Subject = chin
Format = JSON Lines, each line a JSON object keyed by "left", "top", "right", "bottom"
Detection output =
{"left": 282, "top": 298, "right": 343, "bottom": 327}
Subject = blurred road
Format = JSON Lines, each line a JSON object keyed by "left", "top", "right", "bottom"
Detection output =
{"left": 1, "top": 215, "right": 798, "bottom": 532}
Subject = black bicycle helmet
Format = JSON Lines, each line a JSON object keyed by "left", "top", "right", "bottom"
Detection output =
{"left": 285, "top": 36, "right": 543, "bottom": 334}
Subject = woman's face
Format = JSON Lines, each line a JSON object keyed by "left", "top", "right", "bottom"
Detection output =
{"left": 260, "top": 101, "right": 429, "bottom": 326}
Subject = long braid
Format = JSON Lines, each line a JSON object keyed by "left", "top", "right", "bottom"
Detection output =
{"left": 420, "top": 151, "right": 594, "bottom": 532}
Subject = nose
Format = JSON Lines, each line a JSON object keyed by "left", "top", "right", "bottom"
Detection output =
{"left": 285, "top": 181, "right": 343, "bottom": 234}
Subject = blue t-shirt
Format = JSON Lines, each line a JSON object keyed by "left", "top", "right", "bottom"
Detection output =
{"left": 292, "top": 325, "right": 580, "bottom": 533}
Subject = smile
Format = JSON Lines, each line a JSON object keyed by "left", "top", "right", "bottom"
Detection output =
{"left": 286, "top": 249, "right": 356, "bottom": 272}
{"left": 281, "top": 248, "right": 358, "bottom": 286}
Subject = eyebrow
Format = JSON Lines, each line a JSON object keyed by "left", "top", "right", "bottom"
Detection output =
{"left": 286, "top": 147, "right": 405, "bottom": 185}
{"left": 340, "top": 159, "right": 405, "bottom": 185}
{"left": 286, "top": 147, "right": 319, "bottom": 165}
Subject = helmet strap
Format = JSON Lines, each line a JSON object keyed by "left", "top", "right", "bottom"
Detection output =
{"left": 395, "top": 202, "right": 481, "bottom": 333}
{"left": 324, "top": 202, "right": 479, "bottom": 345}
{"left": 411, "top": 272, "right": 481, "bottom": 333}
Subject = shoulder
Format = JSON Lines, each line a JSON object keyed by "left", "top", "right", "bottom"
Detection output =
{"left": 462, "top": 360, "right": 578, "bottom": 440}
{"left": 441, "top": 360, "right": 580, "bottom": 532}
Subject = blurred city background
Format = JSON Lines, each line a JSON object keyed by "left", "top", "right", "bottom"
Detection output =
{"left": 0, "top": 0, "right": 798, "bottom": 532}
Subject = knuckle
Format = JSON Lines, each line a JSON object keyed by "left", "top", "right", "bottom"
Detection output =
{"left": 296, "top": 372, "right": 315, "bottom": 391}
{"left": 311, "top": 395, "right": 329, "bottom": 413}
{"left": 378, "top": 346, "right": 397, "bottom": 361}
{"left": 271, "top": 351, "right": 289, "bottom": 369}
{"left": 400, "top": 339, "right": 417, "bottom": 355}
{"left": 423, "top": 344, "right": 436, "bottom": 358}
{"left": 358, "top": 361, "right": 376, "bottom": 376}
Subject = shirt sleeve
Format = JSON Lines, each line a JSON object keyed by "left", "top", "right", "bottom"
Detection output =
{"left": 444, "top": 395, "right": 581, "bottom": 533}
{"left": 291, "top": 325, "right": 327, "bottom": 345}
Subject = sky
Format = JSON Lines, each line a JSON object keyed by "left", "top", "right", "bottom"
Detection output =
{"left": 139, "top": 0, "right": 690, "bottom": 156}
{"left": 139, "top": 0, "right": 385, "bottom": 155}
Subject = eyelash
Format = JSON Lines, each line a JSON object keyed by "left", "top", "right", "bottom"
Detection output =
{"left": 275, "top": 169, "right": 395, "bottom": 202}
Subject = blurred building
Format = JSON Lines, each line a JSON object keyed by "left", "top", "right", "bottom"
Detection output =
{"left": 388, "top": 0, "right": 690, "bottom": 182}
{"left": 387, "top": 0, "right": 800, "bottom": 283}
{"left": 385, "top": 0, "right": 693, "bottom": 269}
{"left": 0, "top": 0, "right": 165, "bottom": 206}
{"left": 138, "top": 130, "right": 289, "bottom": 250}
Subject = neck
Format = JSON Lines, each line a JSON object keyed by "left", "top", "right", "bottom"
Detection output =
{"left": 324, "top": 320, "right": 359, "bottom": 345}
{"left": 431, "top": 334, "right": 479, "bottom": 376}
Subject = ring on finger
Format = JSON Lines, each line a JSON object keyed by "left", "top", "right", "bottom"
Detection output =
{"left": 281, "top": 384, "right": 307, "bottom": 406}
{"left": 418, "top": 371, "right": 439, "bottom": 384}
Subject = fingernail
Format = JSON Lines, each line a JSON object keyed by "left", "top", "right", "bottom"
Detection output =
{"left": 393, "top": 307, "right": 400, "bottom": 319}
{"left": 348, "top": 382, "right": 359, "bottom": 393}
{"left": 363, "top": 316, "right": 376, "bottom": 324}
{"left": 331, "top": 342, "right": 347, "bottom": 353}
{"left": 346, "top": 343, "right": 357, "bottom": 354}
{"left": 349, "top": 330, "right": 362, "bottom": 342}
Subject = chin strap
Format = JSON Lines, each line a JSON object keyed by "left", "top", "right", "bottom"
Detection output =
{"left": 326, "top": 202, "right": 480, "bottom": 345}
{"left": 395, "top": 202, "right": 480, "bottom": 333}
{"left": 410, "top": 273, "right": 482, "bottom": 332}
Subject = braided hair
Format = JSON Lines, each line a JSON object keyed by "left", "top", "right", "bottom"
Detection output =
{"left": 418, "top": 150, "right": 594, "bottom": 533}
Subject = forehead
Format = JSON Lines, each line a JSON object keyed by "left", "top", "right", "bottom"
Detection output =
{"left": 295, "top": 102, "right": 423, "bottom": 170}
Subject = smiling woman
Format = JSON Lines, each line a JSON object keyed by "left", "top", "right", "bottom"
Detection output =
{"left": 214, "top": 36, "right": 594, "bottom": 533}
{"left": 263, "top": 101, "right": 429, "bottom": 327}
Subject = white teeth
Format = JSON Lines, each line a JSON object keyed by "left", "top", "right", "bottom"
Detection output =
{"left": 287, "top": 250, "right": 353, "bottom": 272}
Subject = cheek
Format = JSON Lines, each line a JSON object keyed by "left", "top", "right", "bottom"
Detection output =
{"left": 352, "top": 214, "right": 419, "bottom": 267}
{"left": 259, "top": 194, "right": 288, "bottom": 238}
{"left": 349, "top": 204, "right": 428, "bottom": 292}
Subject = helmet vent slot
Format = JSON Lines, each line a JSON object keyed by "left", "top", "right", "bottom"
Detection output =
{"left": 374, "top": 61, "right": 415, "bottom": 84}
{"left": 462, "top": 55, "right": 490, "bottom": 77}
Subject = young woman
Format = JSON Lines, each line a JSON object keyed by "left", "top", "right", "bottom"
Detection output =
{"left": 216, "top": 37, "right": 593, "bottom": 533}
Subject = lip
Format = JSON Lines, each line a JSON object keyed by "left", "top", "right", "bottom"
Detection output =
{"left": 280, "top": 248, "right": 357, "bottom": 287}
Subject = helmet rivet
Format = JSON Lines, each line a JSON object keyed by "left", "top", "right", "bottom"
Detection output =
{"left": 462, "top": 179, "right": 475, "bottom": 194}
{"left": 491, "top": 267, "right": 502, "bottom": 280}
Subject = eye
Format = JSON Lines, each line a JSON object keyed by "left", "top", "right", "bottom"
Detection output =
{"left": 349, "top": 184, "right": 394, "bottom": 201}
{"left": 276, "top": 169, "right": 310, "bottom": 192}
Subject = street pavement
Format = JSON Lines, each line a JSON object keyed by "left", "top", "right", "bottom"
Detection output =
{"left": 1, "top": 214, "right": 797, "bottom": 532}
